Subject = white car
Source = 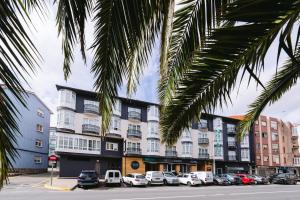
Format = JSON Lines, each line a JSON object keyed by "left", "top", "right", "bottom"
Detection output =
{"left": 104, "top": 170, "right": 122, "bottom": 186}
{"left": 191, "top": 171, "right": 214, "bottom": 184}
{"left": 145, "top": 171, "right": 164, "bottom": 185}
{"left": 122, "top": 173, "right": 147, "bottom": 187}
{"left": 178, "top": 173, "right": 201, "bottom": 186}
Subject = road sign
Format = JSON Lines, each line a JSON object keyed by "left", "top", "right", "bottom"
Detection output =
{"left": 48, "top": 155, "right": 57, "bottom": 161}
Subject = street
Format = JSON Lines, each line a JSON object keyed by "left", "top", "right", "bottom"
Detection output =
{"left": 1, "top": 174, "right": 300, "bottom": 200}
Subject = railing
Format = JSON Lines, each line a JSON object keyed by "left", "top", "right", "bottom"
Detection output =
{"left": 84, "top": 104, "right": 99, "bottom": 114}
{"left": 148, "top": 132, "right": 159, "bottom": 138}
{"left": 128, "top": 111, "right": 141, "bottom": 120}
{"left": 228, "top": 155, "right": 236, "bottom": 161}
{"left": 227, "top": 128, "right": 236, "bottom": 134}
{"left": 82, "top": 124, "right": 100, "bottom": 134}
{"left": 228, "top": 141, "right": 236, "bottom": 148}
{"left": 165, "top": 150, "right": 177, "bottom": 157}
{"left": 127, "top": 129, "right": 142, "bottom": 138}
{"left": 198, "top": 138, "right": 209, "bottom": 144}
{"left": 126, "top": 147, "right": 141, "bottom": 155}
{"left": 198, "top": 153, "right": 209, "bottom": 159}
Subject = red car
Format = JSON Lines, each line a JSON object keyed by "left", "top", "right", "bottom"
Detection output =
{"left": 235, "top": 174, "right": 255, "bottom": 184}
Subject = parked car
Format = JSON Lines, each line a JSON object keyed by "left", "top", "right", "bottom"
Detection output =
{"left": 236, "top": 174, "right": 255, "bottom": 185}
{"left": 122, "top": 173, "right": 147, "bottom": 187}
{"left": 162, "top": 172, "right": 180, "bottom": 185}
{"left": 250, "top": 175, "right": 269, "bottom": 184}
{"left": 104, "top": 170, "right": 122, "bottom": 186}
{"left": 191, "top": 171, "right": 214, "bottom": 185}
{"left": 271, "top": 173, "right": 297, "bottom": 185}
{"left": 77, "top": 170, "right": 99, "bottom": 188}
{"left": 220, "top": 174, "right": 242, "bottom": 185}
{"left": 213, "top": 175, "right": 231, "bottom": 186}
{"left": 145, "top": 171, "right": 164, "bottom": 185}
{"left": 178, "top": 173, "right": 201, "bottom": 186}
{"left": 268, "top": 173, "right": 279, "bottom": 183}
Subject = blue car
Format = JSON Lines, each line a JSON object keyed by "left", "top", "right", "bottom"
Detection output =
{"left": 77, "top": 170, "right": 99, "bottom": 188}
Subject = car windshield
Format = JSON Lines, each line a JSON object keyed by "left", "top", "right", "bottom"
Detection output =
{"left": 164, "top": 173, "right": 175, "bottom": 177}
{"left": 152, "top": 172, "right": 162, "bottom": 177}
{"left": 80, "top": 172, "right": 96, "bottom": 178}
{"left": 136, "top": 175, "right": 145, "bottom": 179}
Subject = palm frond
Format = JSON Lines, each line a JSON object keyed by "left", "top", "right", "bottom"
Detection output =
{"left": 91, "top": 0, "right": 164, "bottom": 135}
{"left": 0, "top": 0, "right": 41, "bottom": 188}
{"left": 55, "top": 0, "right": 93, "bottom": 79}
{"left": 239, "top": 45, "right": 300, "bottom": 139}
{"left": 160, "top": 0, "right": 300, "bottom": 145}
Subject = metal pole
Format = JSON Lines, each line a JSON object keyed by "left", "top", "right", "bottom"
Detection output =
{"left": 50, "top": 162, "right": 54, "bottom": 186}
{"left": 213, "top": 132, "right": 216, "bottom": 175}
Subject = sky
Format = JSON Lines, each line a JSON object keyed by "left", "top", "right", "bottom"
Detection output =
{"left": 21, "top": 5, "right": 300, "bottom": 127}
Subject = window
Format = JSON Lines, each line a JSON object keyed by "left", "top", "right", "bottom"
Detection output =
{"left": 182, "top": 130, "right": 191, "bottom": 139}
{"left": 147, "top": 139, "right": 160, "bottom": 153}
{"left": 263, "top": 144, "right": 268, "bottom": 150}
{"left": 228, "top": 151, "right": 236, "bottom": 160}
{"left": 272, "top": 144, "right": 279, "bottom": 150}
{"left": 199, "top": 148, "right": 208, "bottom": 155}
{"left": 36, "top": 124, "right": 44, "bottom": 132}
{"left": 106, "top": 142, "right": 118, "bottom": 151}
{"left": 214, "top": 146, "right": 223, "bottom": 157}
{"left": 255, "top": 120, "right": 259, "bottom": 125}
{"left": 261, "top": 121, "right": 267, "bottom": 126}
{"left": 182, "top": 142, "right": 192, "bottom": 155}
{"left": 227, "top": 124, "right": 236, "bottom": 133}
{"left": 214, "top": 130, "right": 223, "bottom": 143}
{"left": 240, "top": 134, "right": 249, "bottom": 146}
{"left": 57, "top": 135, "right": 100, "bottom": 152}
{"left": 272, "top": 155, "right": 280, "bottom": 164}
{"left": 199, "top": 132, "right": 208, "bottom": 139}
{"left": 272, "top": 132, "right": 278, "bottom": 141}
{"left": 128, "top": 107, "right": 141, "bottom": 120}
{"left": 166, "top": 146, "right": 176, "bottom": 152}
{"left": 59, "top": 89, "right": 76, "bottom": 109}
{"left": 241, "top": 149, "right": 250, "bottom": 160}
{"left": 282, "top": 136, "right": 285, "bottom": 142}
{"left": 84, "top": 100, "right": 99, "bottom": 113}
{"left": 263, "top": 156, "right": 269, "bottom": 162}
{"left": 110, "top": 116, "right": 121, "bottom": 130}
{"left": 34, "top": 156, "right": 42, "bottom": 164}
{"left": 256, "top": 156, "right": 261, "bottom": 160}
{"left": 256, "top": 143, "right": 260, "bottom": 150}
{"left": 37, "top": 109, "right": 44, "bottom": 117}
{"left": 199, "top": 119, "right": 208, "bottom": 129}
{"left": 271, "top": 121, "right": 278, "bottom": 130}
{"left": 83, "top": 118, "right": 99, "bottom": 126}
{"left": 283, "top": 147, "right": 285, "bottom": 153}
{"left": 127, "top": 142, "right": 141, "bottom": 152}
{"left": 35, "top": 140, "right": 43, "bottom": 147}
{"left": 147, "top": 105, "right": 159, "bottom": 118}
{"left": 113, "top": 99, "right": 122, "bottom": 114}
{"left": 148, "top": 122, "right": 159, "bottom": 135}
{"left": 228, "top": 137, "right": 235, "bottom": 146}
{"left": 262, "top": 132, "right": 268, "bottom": 138}
{"left": 57, "top": 109, "right": 75, "bottom": 130}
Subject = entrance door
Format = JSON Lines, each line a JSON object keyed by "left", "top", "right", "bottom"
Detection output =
{"left": 145, "top": 163, "right": 159, "bottom": 171}
{"left": 95, "top": 160, "right": 101, "bottom": 177}
{"left": 180, "top": 164, "right": 188, "bottom": 173}
{"left": 217, "top": 168, "right": 222, "bottom": 175}
{"left": 167, "top": 164, "right": 176, "bottom": 173}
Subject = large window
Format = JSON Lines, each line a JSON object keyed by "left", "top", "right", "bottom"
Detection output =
{"left": 271, "top": 121, "right": 278, "bottom": 130}
{"left": 182, "top": 142, "right": 192, "bottom": 155}
{"left": 199, "top": 132, "right": 208, "bottom": 138}
{"left": 214, "top": 146, "right": 223, "bottom": 157}
{"left": 241, "top": 149, "right": 250, "bottom": 160}
{"left": 228, "top": 151, "right": 236, "bottom": 160}
{"left": 199, "top": 148, "right": 208, "bottom": 155}
{"left": 182, "top": 130, "right": 191, "bottom": 139}
{"left": 113, "top": 99, "right": 122, "bottom": 114}
{"left": 128, "top": 107, "right": 141, "bottom": 120}
{"left": 147, "top": 105, "right": 159, "bottom": 118}
{"left": 262, "top": 132, "right": 268, "bottom": 138}
{"left": 272, "top": 155, "right": 280, "bottom": 164}
{"left": 272, "top": 143, "right": 279, "bottom": 151}
{"left": 199, "top": 119, "right": 208, "bottom": 129}
{"left": 84, "top": 100, "right": 99, "bottom": 113}
{"left": 59, "top": 89, "right": 76, "bottom": 109}
{"left": 147, "top": 139, "right": 160, "bottom": 153}
{"left": 110, "top": 116, "right": 121, "bottom": 130}
{"left": 57, "top": 109, "right": 75, "bottom": 130}
{"left": 227, "top": 124, "right": 236, "bottom": 133}
{"left": 148, "top": 122, "right": 159, "bottom": 136}
{"left": 261, "top": 121, "right": 267, "bottom": 126}
{"left": 127, "top": 142, "right": 141, "bottom": 153}
{"left": 83, "top": 118, "right": 99, "bottom": 126}
{"left": 240, "top": 134, "right": 249, "bottom": 146}
{"left": 272, "top": 132, "right": 279, "bottom": 141}
{"left": 106, "top": 142, "right": 118, "bottom": 151}
{"left": 57, "top": 135, "right": 100, "bottom": 152}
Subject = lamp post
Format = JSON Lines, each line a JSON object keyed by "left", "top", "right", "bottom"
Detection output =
{"left": 212, "top": 131, "right": 216, "bottom": 175}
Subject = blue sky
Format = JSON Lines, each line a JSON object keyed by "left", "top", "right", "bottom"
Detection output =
{"left": 22, "top": 5, "right": 300, "bottom": 126}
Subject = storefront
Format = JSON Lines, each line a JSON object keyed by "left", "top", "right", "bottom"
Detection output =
{"left": 215, "top": 161, "right": 252, "bottom": 174}
{"left": 122, "top": 156, "right": 212, "bottom": 175}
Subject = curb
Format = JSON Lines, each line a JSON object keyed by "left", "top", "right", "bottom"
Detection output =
{"left": 44, "top": 183, "right": 77, "bottom": 191}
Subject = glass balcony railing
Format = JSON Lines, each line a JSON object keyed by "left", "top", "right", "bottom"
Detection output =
{"left": 165, "top": 150, "right": 177, "bottom": 157}
{"left": 198, "top": 138, "right": 209, "bottom": 144}
{"left": 128, "top": 111, "right": 141, "bottom": 120}
{"left": 82, "top": 124, "right": 100, "bottom": 134}
{"left": 127, "top": 129, "right": 142, "bottom": 138}
{"left": 228, "top": 141, "right": 236, "bottom": 148}
{"left": 198, "top": 153, "right": 209, "bottom": 159}
{"left": 84, "top": 104, "right": 99, "bottom": 114}
{"left": 126, "top": 147, "right": 141, "bottom": 155}
{"left": 227, "top": 128, "right": 236, "bottom": 134}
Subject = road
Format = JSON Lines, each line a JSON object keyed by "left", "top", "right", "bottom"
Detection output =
{"left": 1, "top": 175, "right": 300, "bottom": 200}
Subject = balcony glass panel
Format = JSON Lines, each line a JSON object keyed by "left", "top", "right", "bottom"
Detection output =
{"left": 126, "top": 147, "right": 141, "bottom": 154}
{"left": 127, "top": 129, "right": 142, "bottom": 138}
{"left": 82, "top": 124, "right": 100, "bottom": 134}
{"left": 84, "top": 100, "right": 99, "bottom": 114}
{"left": 198, "top": 138, "right": 209, "bottom": 144}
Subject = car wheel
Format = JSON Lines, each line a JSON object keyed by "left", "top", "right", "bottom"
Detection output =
{"left": 148, "top": 181, "right": 152, "bottom": 186}
{"left": 130, "top": 182, "right": 133, "bottom": 187}
{"left": 187, "top": 182, "right": 191, "bottom": 186}
{"left": 163, "top": 180, "right": 168, "bottom": 185}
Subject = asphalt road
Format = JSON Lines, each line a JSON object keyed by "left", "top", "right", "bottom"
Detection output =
{"left": 1, "top": 175, "right": 300, "bottom": 200}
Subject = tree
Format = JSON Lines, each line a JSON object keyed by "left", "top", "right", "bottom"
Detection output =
{"left": 1, "top": 0, "right": 300, "bottom": 189}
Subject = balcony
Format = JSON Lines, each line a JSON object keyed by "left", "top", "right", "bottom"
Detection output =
{"left": 198, "top": 138, "right": 209, "bottom": 145}
{"left": 165, "top": 150, "right": 177, "bottom": 157}
{"left": 227, "top": 129, "right": 236, "bottom": 135}
{"left": 147, "top": 132, "right": 160, "bottom": 139}
{"left": 228, "top": 155, "right": 237, "bottom": 161}
{"left": 84, "top": 104, "right": 99, "bottom": 114}
{"left": 293, "top": 144, "right": 299, "bottom": 149}
{"left": 126, "top": 147, "right": 141, "bottom": 155}
{"left": 82, "top": 124, "right": 100, "bottom": 134}
{"left": 128, "top": 111, "right": 141, "bottom": 121}
{"left": 127, "top": 129, "right": 142, "bottom": 139}
{"left": 198, "top": 153, "right": 209, "bottom": 159}
{"left": 228, "top": 141, "right": 236, "bottom": 148}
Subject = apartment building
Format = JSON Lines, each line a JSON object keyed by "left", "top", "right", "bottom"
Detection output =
{"left": 55, "top": 85, "right": 254, "bottom": 177}
{"left": 2, "top": 86, "right": 52, "bottom": 173}
{"left": 251, "top": 116, "right": 296, "bottom": 176}
{"left": 292, "top": 125, "right": 300, "bottom": 175}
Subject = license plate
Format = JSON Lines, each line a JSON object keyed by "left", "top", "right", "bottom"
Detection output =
{"left": 155, "top": 178, "right": 160, "bottom": 180}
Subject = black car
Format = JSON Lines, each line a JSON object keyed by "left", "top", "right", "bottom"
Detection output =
{"left": 77, "top": 170, "right": 99, "bottom": 188}
{"left": 213, "top": 175, "right": 231, "bottom": 186}
{"left": 268, "top": 173, "right": 279, "bottom": 183}
{"left": 271, "top": 173, "right": 297, "bottom": 185}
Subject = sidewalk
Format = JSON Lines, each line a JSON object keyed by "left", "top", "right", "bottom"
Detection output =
{"left": 44, "top": 177, "right": 78, "bottom": 191}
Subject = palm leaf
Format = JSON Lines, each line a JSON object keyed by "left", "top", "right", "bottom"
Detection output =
{"left": 160, "top": 0, "right": 300, "bottom": 145}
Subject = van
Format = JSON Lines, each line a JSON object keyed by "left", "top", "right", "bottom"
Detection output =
{"left": 104, "top": 170, "right": 122, "bottom": 186}
{"left": 145, "top": 171, "right": 164, "bottom": 185}
{"left": 191, "top": 171, "right": 214, "bottom": 184}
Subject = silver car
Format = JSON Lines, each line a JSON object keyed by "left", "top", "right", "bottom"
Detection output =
{"left": 163, "top": 172, "right": 180, "bottom": 185}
